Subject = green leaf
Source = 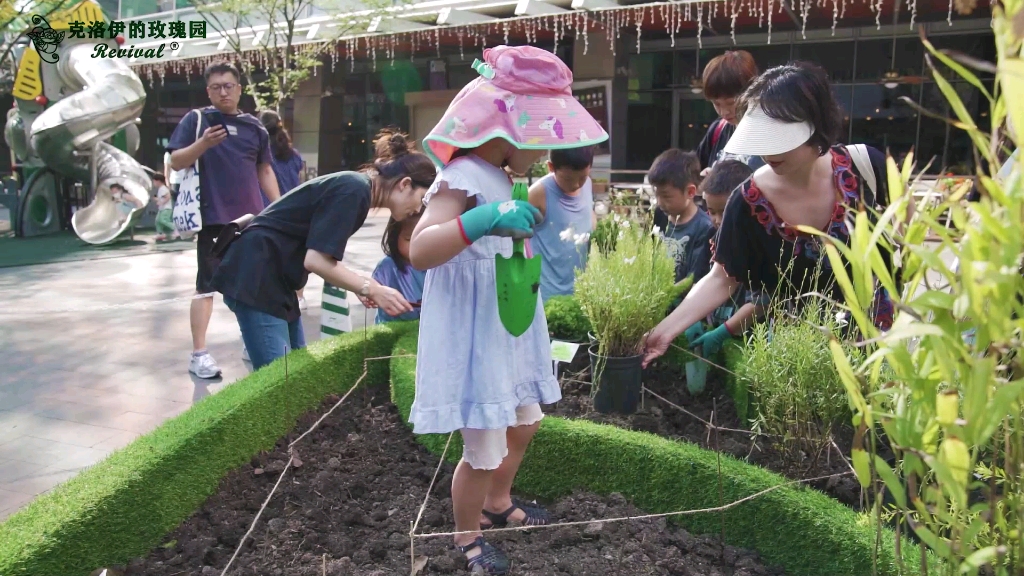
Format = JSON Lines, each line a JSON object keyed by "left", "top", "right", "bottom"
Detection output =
{"left": 852, "top": 448, "right": 872, "bottom": 488}
{"left": 978, "top": 379, "right": 1024, "bottom": 444}
{"left": 910, "top": 521, "right": 952, "bottom": 558}
{"left": 913, "top": 290, "right": 955, "bottom": 310}
{"left": 873, "top": 454, "right": 907, "bottom": 508}
{"left": 830, "top": 340, "right": 870, "bottom": 425}
{"left": 959, "top": 546, "right": 1000, "bottom": 573}
{"left": 886, "top": 154, "right": 906, "bottom": 204}
{"left": 922, "top": 37, "right": 994, "bottom": 102}
{"left": 999, "top": 58, "right": 1024, "bottom": 157}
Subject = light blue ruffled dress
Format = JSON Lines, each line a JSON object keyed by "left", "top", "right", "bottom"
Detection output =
{"left": 410, "top": 155, "right": 562, "bottom": 434}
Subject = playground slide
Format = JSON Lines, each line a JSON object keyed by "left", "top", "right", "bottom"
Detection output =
{"left": 28, "top": 42, "right": 151, "bottom": 244}
{"left": 7, "top": 39, "right": 146, "bottom": 242}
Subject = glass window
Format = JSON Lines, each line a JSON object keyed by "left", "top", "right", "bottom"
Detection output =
{"left": 629, "top": 52, "right": 674, "bottom": 90}
{"left": 448, "top": 64, "right": 477, "bottom": 91}
{"left": 96, "top": 0, "right": 118, "bottom": 19}
{"left": 677, "top": 96, "right": 718, "bottom": 151}
{"left": 854, "top": 38, "right": 924, "bottom": 82}
{"left": 119, "top": 0, "right": 162, "bottom": 18}
{"left": 377, "top": 60, "right": 423, "bottom": 106}
{"left": 625, "top": 92, "right": 672, "bottom": 170}
{"left": 793, "top": 41, "right": 855, "bottom": 83}
{"left": 928, "top": 33, "right": 996, "bottom": 79}
{"left": 848, "top": 83, "right": 920, "bottom": 163}
{"left": 752, "top": 44, "right": 792, "bottom": 71}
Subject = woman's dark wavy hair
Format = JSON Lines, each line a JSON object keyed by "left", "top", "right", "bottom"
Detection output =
{"left": 361, "top": 128, "right": 437, "bottom": 209}
{"left": 380, "top": 214, "right": 421, "bottom": 272}
{"left": 259, "top": 110, "right": 296, "bottom": 162}
{"left": 739, "top": 62, "right": 843, "bottom": 156}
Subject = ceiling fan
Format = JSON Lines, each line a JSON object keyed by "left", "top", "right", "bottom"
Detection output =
{"left": 879, "top": 1, "right": 928, "bottom": 89}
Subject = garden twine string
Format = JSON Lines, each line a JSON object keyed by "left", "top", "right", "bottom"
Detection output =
{"left": 219, "top": 307, "right": 417, "bottom": 576}
{"left": 409, "top": 471, "right": 853, "bottom": 540}
{"left": 218, "top": 325, "right": 856, "bottom": 576}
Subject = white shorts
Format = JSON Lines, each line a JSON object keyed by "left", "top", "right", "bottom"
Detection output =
{"left": 459, "top": 404, "right": 544, "bottom": 470}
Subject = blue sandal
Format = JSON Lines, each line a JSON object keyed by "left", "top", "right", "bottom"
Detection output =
{"left": 481, "top": 498, "right": 551, "bottom": 528}
{"left": 458, "top": 536, "right": 511, "bottom": 575}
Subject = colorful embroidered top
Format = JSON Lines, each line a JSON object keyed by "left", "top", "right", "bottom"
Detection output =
{"left": 711, "top": 145, "right": 894, "bottom": 329}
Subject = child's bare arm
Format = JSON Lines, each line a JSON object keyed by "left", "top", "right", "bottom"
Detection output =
{"left": 409, "top": 183, "right": 471, "bottom": 270}
{"left": 528, "top": 180, "right": 548, "bottom": 219}
{"left": 724, "top": 302, "right": 759, "bottom": 335}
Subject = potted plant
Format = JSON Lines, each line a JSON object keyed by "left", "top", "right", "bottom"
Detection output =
{"left": 574, "top": 219, "right": 677, "bottom": 414}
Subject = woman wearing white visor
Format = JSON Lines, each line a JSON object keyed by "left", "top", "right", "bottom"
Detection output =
{"left": 643, "top": 62, "right": 897, "bottom": 365}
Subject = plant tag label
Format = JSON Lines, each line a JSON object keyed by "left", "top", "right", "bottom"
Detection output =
{"left": 550, "top": 340, "right": 580, "bottom": 364}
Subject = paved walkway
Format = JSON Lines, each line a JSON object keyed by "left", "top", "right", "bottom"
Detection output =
{"left": 0, "top": 213, "right": 389, "bottom": 519}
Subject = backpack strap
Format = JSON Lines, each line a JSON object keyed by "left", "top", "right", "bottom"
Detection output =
{"left": 848, "top": 144, "right": 877, "bottom": 198}
{"left": 711, "top": 119, "right": 728, "bottom": 149}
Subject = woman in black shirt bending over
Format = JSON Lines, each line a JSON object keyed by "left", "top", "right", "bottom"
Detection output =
{"left": 213, "top": 130, "right": 436, "bottom": 369}
{"left": 644, "top": 62, "right": 896, "bottom": 366}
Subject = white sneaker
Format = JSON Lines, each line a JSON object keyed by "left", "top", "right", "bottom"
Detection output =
{"left": 189, "top": 353, "right": 222, "bottom": 379}
{"left": 298, "top": 296, "right": 308, "bottom": 311}
{"left": 242, "top": 344, "right": 250, "bottom": 362}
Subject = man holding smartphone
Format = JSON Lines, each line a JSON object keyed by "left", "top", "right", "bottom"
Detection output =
{"left": 167, "top": 61, "right": 281, "bottom": 379}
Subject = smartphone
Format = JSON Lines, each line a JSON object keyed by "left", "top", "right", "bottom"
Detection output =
{"left": 203, "top": 110, "right": 230, "bottom": 135}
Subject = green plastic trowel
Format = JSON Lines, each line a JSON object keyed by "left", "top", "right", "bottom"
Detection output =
{"left": 495, "top": 182, "right": 542, "bottom": 337}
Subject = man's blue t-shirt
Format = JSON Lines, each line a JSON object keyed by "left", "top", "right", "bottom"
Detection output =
{"left": 166, "top": 107, "right": 271, "bottom": 225}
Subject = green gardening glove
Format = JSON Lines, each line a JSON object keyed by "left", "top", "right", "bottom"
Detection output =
{"left": 457, "top": 200, "right": 543, "bottom": 244}
{"left": 689, "top": 323, "right": 733, "bottom": 357}
{"left": 682, "top": 322, "right": 704, "bottom": 346}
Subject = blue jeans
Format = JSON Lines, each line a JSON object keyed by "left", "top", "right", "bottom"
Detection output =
{"left": 224, "top": 296, "right": 305, "bottom": 370}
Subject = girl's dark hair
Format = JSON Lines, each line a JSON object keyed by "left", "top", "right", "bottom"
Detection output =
{"left": 381, "top": 214, "right": 421, "bottom": 272}
{"left": 739, "top": 62, "right": 843, "bottom": 156}
{"left": 361, "top": 129, "right": 437, "bottom": 209}
{"left": 702, "top": 51, "right": 759, "bottom": 100}
{"left": 699, "top": 159, "right": 752, "bottom": 197}
{"left": 259, "top": 110, "right": 295, "bottom": 162}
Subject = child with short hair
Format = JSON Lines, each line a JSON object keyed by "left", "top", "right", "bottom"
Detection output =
{"left": 153, "top": 174, "right": 177, "bottom": 242}
{"left": 649, "top": 149, "right": 716, "bottom": 286}
{"left": 371, "top": 215, "right": 425, "bottom": 323}
{"left": 528, "top": 145, "right": 596, "bottom": 301}
{"left": 410, "top": 46, "right": 608, "bottom": 575}
{"left": 687, "top": 159, "right": 762, "bottom": 356}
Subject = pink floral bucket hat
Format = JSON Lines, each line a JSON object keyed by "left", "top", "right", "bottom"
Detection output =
{"left": 423, "top": 45, "right": 609, "bottom": 167}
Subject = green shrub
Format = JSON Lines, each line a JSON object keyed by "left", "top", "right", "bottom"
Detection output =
{"left": 544, "top": 295, "right": 592, "bottom": 343}
{"left": 575, "top": 221, "right": 676, "bottom": 358}
{"left": 739, "top": 298, "right": 859, "bottom": 456}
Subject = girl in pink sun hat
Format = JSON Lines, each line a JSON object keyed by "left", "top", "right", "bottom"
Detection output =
{"left": 409, "top": 45, "right": 608, "bottom": 575}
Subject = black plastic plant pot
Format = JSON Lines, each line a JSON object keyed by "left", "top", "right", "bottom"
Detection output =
{"left": 589, "top": 344, "right": 643, "bottom": 415}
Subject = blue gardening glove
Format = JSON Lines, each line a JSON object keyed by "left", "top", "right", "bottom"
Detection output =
{"left": 682, "top": 322, "right": 704, "bottom": 346}
{"left": 458, "top": 200, "right": 542, "bottom": 243}
{"left": 689, "top": 323, "right": 733, "bottom": 357}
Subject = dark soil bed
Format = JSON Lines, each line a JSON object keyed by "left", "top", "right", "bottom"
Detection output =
{"left": 119, "top": 385, "right": 783, "bottom": 576}
{"left": 547, "top": 356, "right": 863, "bottom": 508}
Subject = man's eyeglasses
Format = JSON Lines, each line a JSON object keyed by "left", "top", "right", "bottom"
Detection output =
{"left": 207, "top": 83, "right": 237, "bottom": 93}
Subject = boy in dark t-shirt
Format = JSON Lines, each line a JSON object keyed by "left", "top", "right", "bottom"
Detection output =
{"left": 687, "top": 160, "right": 765, "bottom": 357}
{"left": 649, "top": 149, "right": 716, "bottom": 287}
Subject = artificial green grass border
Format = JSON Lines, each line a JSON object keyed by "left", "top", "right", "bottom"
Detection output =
{"left": 391, "top": 329, "right": 926, "bottom": 576}
{"left": 0, "top": 322, "right": 415, "bottom": 576}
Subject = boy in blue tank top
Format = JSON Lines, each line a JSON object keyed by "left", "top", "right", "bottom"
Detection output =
{"left": 528, "top": 146, "right": 597, "bottom": 302}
